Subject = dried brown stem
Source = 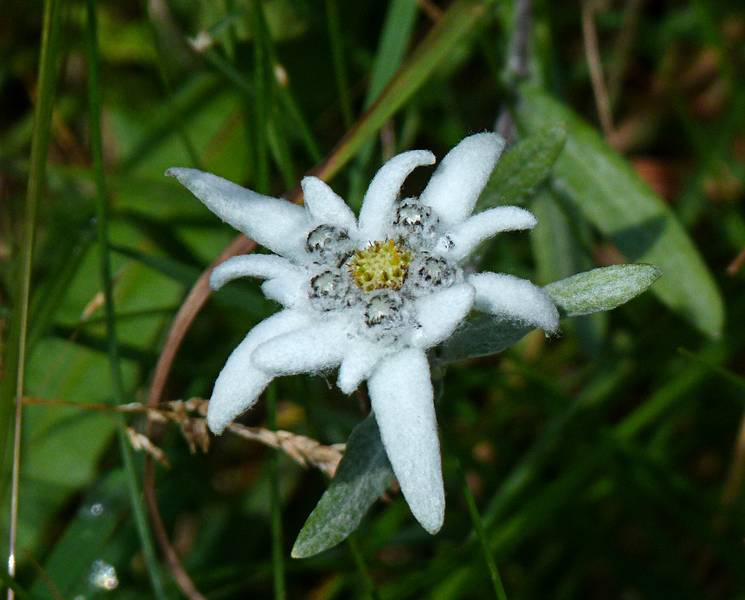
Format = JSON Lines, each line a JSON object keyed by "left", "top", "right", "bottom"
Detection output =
{"left": 417, "top": 0, "right": 443, "bottom": 22}
{"left": 607, "top": 0, "right": 643, "bottom": 110}
{"left": 21, "top": 550, "right": 65, "bottom": 600}
{"left": 140, "top": 235, "right": 259, "bottom": 599}
{"left": 722, "top": 413, "right": 745, "bottom": 507}
{"left": 126, "top": 427, "right": 171, "bottom": 468}
{"left": 727, "top": 246, "right": 745, "bottom": 275}
{"left": 228, "top": 423, "right": 344, "bottom": 478}
{"left": 582, "top": 0, "right": 615, "bottom": 139}
{"left": 22, "top": 396, "right": 343, "bottom": 473}
{"left": 25, "top": 392, "right": 344, "bottom": 598}
{"left": 146, "top": 235, "right": 257, "bottom": 411}
{"left": 143, "top": 462, "right": 207, "bottom": 600}
{"left": 496, "top": 0, "right": 532, "bottom": 143}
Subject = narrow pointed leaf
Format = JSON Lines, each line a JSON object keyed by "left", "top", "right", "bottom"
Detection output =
{"left": 516, "top": 88, "right": 724, "bottom": 337}
{"left": 438, "top": 315, "right": 533, "bottom": 363}
{"left": 440, "top": 264, "right": 659, "bottom": 362}
{"left": 545, "top": 264, "right": 661, "bottom": 317}
{"left": 311, "top": 0, "right": 486, "bottom": 182}
{"left": 530, "top": 189, "right": 607, "bottom": 353}
{"left": 292, "top": 415, "right": 393, "bottom": 558}
{"left": 478, "top": 125, "right": 566, "bottom": 210}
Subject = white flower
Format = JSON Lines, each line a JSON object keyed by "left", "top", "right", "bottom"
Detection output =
{"left": 167, "top": 133, "right": 559, "bottom": 534}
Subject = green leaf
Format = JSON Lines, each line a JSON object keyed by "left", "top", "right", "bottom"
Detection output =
{"left": 30, "top": 470, "right": 131, "bottom": 598}
{"left": 478, "top": 125, "right": 566, "bottom": 209}
{"left": 440, "top": 263, "right": 659, "bottom": 363}
{"left": 516, "top": 88, "right": 724, "bottom": 337}
{"left": 530, "top": 189, "right": 607, "bottom": 354}
{"left": 292, "top": 415, "right": 393, "bottom": 559}
{"left": 438, "top": 315, "right": 533, "bottom": 364}
{"left": 546, "top": 264, "right": 662, "bottom": 317}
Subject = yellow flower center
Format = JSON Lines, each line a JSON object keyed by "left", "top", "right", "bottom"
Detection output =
{"left": 349, "top": 240, "right": 412, "bottom": 292}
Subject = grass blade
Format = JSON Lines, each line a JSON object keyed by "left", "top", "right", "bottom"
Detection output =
{"left": 144, "top": 2, "right": 203, "bottom": 169}
{"left": 266, "top": 385, "right": 286, "bottom": 600}
{"left": 4, "top": 0, "right": 64, "bottom": 592}
{"left": 347, "top": 534, "right": 381, "bottom": 600}
{"left": 309, "top": 0, "right": 487, "bottom": 184}
{"left": 365, "top": 0, "right": 419, "bottom": 108}
{"left": 348, "top": 0, "right": 419, "bottom": 202}
{"left": 457, "top": 462, "right": 508, "bottom": 600}
{"left": 248, "top": 0, "right": 270, "bottom": 193}
{"left": 85, "top": 1, "right": 166, "bottom": 597}
{"left": 325, "top": 0, "right": 353, "bottom": 127}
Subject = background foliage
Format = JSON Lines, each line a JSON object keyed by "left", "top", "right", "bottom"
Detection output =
{"left": 2, "top": 0, "right": 745, "bottom": 598}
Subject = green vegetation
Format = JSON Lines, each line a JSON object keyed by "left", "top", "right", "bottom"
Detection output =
{"left": 2, "top": 0, "right": 744, "bottom": 598}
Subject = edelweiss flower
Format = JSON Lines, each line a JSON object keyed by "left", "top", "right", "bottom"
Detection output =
{"left": 168, "top": 133, "right": 559, "bottom": 534}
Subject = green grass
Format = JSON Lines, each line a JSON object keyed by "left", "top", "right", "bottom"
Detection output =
{"left": 85, "top": 1, "right": 166, "bottom": 596}
{"left": 2, "top": 0, "right": 745, "bottom": 598}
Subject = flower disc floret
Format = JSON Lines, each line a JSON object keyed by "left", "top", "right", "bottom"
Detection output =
{"left": 393, "top": 197, "right": 438, "bottom": 241}
{"left": 306, "top": 224, "right": 353, "bottom": 263}
{"left": 407, "top": 254, "right": 457, "bottom": 292}
{"left": 363, "top": 290, "right": 404, "bottom": 329}
{"left": 309, "top": 269, "right": 351, "bottom": 311}
{"left": 348, "top": 240, "right": 412, "bottom": 292}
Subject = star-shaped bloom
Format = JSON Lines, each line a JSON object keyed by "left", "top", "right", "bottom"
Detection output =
{"left": 168, "top": 133, "right": 559, "bottom": 534}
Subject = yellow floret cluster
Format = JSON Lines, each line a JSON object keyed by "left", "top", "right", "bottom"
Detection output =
{"left": 349, "top": 240, "right": 412, "bottom": 292}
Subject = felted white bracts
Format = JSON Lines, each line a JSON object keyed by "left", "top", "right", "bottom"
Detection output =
{"left": 167, "top": 132, "right": 559, "bottom": 534}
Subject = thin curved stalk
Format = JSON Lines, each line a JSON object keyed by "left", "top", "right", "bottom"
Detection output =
{"left": 6, "top": 1, "right": 63, "bottom": 596}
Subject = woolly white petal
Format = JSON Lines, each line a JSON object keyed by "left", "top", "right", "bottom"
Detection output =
{"left": 301, "top": 176, "right": 358, "bottom": 232}
{"left": 469, "top": 272, "right": 559, "bottom": 333}
{"left": 409, "top": 283, "right": 475, "bottom": 349}
{"left": 210, "top": 255, "right": 303, "bottom": 290}
{"left": 357, "top": 150, "right": 435, "bottom": 242}
{"left": 435, "top": 206, "right": 537, "bottom": 261}
{"left": 207, "top": 310, "right": 311, "bottom": 434}
{"left": 167, "top": 168, "right": 308, "bottom": 259}
{"left": 260, "top": 272, "right": 309, "bottom": 308}
{"left": 251, "top": 317, "right": 350, "bottom": 375}
{"left": 420, "top": 133, "right": 505, "bottom": 226}
{"left": 368, "top": 349, "right": 444, "bottom": 534}
{"left": 337, "top": 339, "right": 388, "bottom": 394}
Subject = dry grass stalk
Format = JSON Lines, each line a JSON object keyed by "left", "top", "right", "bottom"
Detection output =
{"left": 23, "top": 396, "right": 345, "bottom": 476}
{"left": 228, "top": 423, "right": 345, "bottom": 478}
